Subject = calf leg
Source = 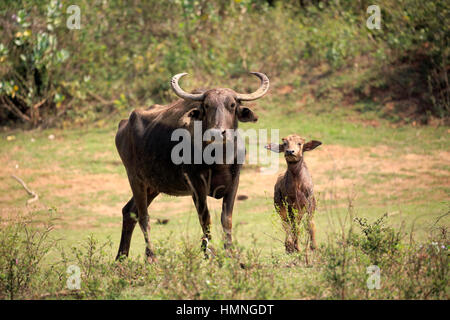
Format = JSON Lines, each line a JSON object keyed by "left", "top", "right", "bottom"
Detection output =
{"left": 306, "top": 197, "right": 317, "bottom": 251}
{"left": 277, "top": 205, "right": 294, "bottom": 253}
{"left": 288, "top": 205, "right": 300, "bottom": 252}
{"left": 307, "top": 214, "right": 317, "bottom": 250}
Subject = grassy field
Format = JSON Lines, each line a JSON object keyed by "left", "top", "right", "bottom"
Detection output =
{"left": 0, "top": 0, "right": 449, "bottom": 300}
{"left": 0, "top": 91, "right": 448, "bottom": 299}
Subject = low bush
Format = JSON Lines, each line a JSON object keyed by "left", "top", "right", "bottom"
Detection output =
{"left": 0, "top": 207, "right": 447, "bottom": 299}
{"left": 1, "top": 0, "right": 447, "bottom": 127}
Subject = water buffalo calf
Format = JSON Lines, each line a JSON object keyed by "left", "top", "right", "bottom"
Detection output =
{"left": 266, "top": 134, "right": 321, "bottom": 253}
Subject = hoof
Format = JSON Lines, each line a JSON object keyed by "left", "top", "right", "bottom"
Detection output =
{"left": 285, "top": 241, "right": 299, "bottom": 254}
{"left": 146, "top": 255, "right": 158, "bottom": 264}
{"left": 204, "top": 245, "right": 217, "bottom": 260}
{"left": 223, "top": 242, "right": 233, "bottom": 251}
{"left": 115, "top": 253, "right": 128, "bottom": 262}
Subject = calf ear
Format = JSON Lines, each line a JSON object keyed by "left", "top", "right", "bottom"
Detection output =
{"left": 237, "top": 106, "right": 258, "bottom": 123}
{"left": 303, "top": 140, "right": 322, "bottom": 152}
{"left": 265, "top": 143, "right": 285, "bottom": 153}
{"left": 179, "top": 107, "right": 203, "bottom": 127}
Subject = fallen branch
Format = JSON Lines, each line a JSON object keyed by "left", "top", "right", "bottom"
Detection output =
{"left": 11, "top": 175, "right": 39, "bottom": 205}
{"left": 39, "top": 290, "right": 81, "bottom": 299}
{"left": 33, "top": 98, "right": 48, "bottom": 109}
{"left": 0, "top": 96, "right": 31, "bottom": 122}
{"left": 87, "top": 90, "right": 112, "bottom": 105}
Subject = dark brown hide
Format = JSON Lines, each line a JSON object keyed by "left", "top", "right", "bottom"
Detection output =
{"left": 115, "top": 74, "right": 267, "bottom": 262}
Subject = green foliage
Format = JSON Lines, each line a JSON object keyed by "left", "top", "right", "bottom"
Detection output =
{"left": 0, "top": 1, "right": 71, "bottom": 126}
{"left": 0, "top": 208, "right": 447, "bottom": 300}
{"left": 317, "top": 213, "right": 448, "bottom": 299}
{"left": 1, "top": 0, "right": 446, "bottom": 126}
{"left": 351, "top": 213, "right": 402, "bottom": 264}
{"left": 369, "top": 0, "right": 449, "bottom": 119}
{"left": 0, "top": 209, "right": 56, "bottom": 299}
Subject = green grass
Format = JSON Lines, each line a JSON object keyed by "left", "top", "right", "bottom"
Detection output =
{"left": 0, "top": 0, "right": 448, "bottom": 299}
{"left": 0, "top": 88, "right": 449, "bottom": 299}
{"left": 250, "top": 100, "right": 449, "bottom": 153}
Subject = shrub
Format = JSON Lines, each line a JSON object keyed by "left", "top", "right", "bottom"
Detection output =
{"left": 0, "top": 1, "right": 70, "bottom": 127}
{"left": 0, "top": 209, "right": 56, "bottom": 299}
{"left": 351, "top": 213, "right": 402, "bottom": 264}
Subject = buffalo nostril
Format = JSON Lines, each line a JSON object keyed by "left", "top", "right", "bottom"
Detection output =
{"left": 208, "top": 128, "right": 226, "bottom": 141}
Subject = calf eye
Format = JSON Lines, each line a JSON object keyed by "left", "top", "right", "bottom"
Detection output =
{"left": 298, "top": 143, "right": 302, "bottom": 146}
{"left": 230, "top": 102, "right": 236, "bottom": 108}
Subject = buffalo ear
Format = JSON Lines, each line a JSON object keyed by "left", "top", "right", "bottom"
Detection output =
{"left": 265, "top": 142, "right": 285, "bottom": 153}
{"left": 237, "top": 106, "right": 258, "bottom": 123}
{"left": 303, "top": 140, "right": 322, "bottom": 152}
{"left": 179, "top": 107, "right": 203, "bottom": 127}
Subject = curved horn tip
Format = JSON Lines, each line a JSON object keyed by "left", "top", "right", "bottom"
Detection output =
{"left": 172, "top": 73, "right": 188, "bottom": 80}
{"left": 170, "top": 73, "right": 205, "bottom": 101}
{"left": 251, "top": 72, "right": 269, "bottom": 83}
{"left": 235, "top": 72, "right": 270, "bottom": 101}
{"left": 249, "top": 71, "right": 268, "bottom": 77}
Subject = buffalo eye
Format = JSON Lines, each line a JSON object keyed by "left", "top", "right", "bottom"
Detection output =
{"left": 189, "top": 109, "right": 201, "bottom": 119}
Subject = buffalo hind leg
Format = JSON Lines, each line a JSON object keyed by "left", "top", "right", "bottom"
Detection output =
{"left": 136, "top": 188, "right": 159, "bottom": 263}
{"left": 117, "top": 183, "right": 159, "bottom": 263}
{"left": 116, "top": 197, "right": 138, "bottom": 260}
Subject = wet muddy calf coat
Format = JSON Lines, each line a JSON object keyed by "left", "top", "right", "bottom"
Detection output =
{"left": 266, "top": 135, "right": 321, "bottom": 253}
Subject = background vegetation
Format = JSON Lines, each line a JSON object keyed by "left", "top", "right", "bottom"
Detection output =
{"left": 0, "top": 0, "right": 448, "bottom": 300}
{"left": 0, "top": 0, "right": 449, "bottom": 127}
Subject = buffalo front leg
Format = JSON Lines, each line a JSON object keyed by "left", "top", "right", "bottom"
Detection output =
{"left": 221, "top": 171, "right": 240, "bottom": 250}
{"left": 192, "top": 192, "right": 212, "bottom": 257}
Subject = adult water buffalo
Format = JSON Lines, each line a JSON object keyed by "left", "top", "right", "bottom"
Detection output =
{"left": 115, "top": 72, "right": 269, "bottom": 262}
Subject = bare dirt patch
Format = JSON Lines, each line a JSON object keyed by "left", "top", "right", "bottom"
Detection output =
{"left": 2, "top": 144, "right": 448, "bottom": 229}
{"left": 240, "top": 145, "right": 449, "bottom": 205}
